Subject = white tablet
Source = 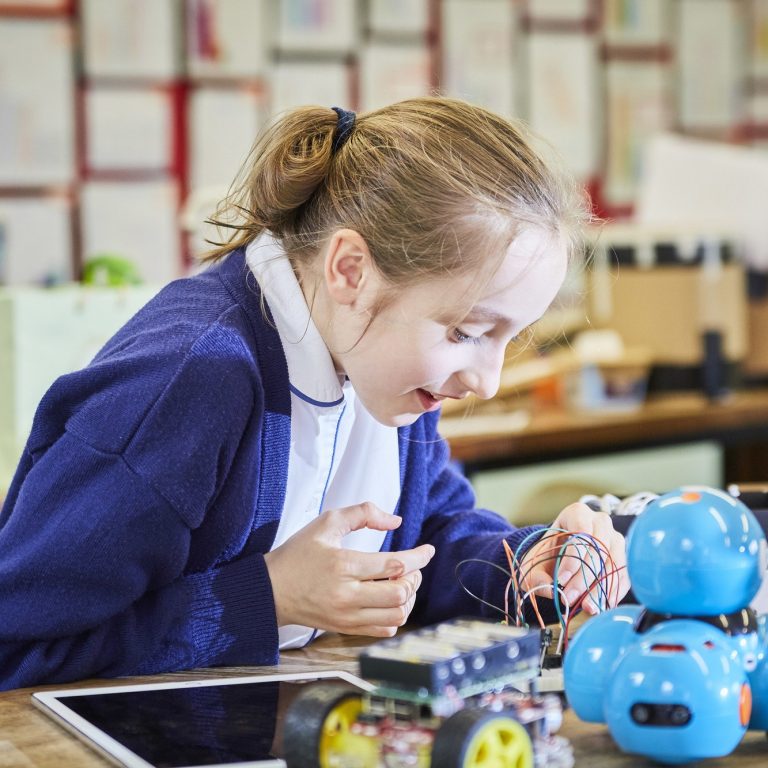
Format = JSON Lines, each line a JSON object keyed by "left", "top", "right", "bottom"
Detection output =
{"left": 32, "top": 670, "right": 374, "bottom": 768}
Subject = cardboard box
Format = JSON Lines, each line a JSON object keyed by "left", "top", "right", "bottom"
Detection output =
{"left": 588, "top": 226, "right": 747, "bottom": 369}
{"left": 745, "top": 271, "right": 768, "bottom": 378}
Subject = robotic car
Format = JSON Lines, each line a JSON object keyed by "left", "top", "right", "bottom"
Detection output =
{"left": 283, "top": 618, "right": 573, "bottom": 768}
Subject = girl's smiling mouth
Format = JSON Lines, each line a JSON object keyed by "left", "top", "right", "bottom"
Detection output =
{"left": 416, "top": 389, "right": 446, "bottom": 411}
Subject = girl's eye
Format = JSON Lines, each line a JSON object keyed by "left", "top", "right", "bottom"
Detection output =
{"left": 452, "top": 328, "right": 482, "bottom": 345}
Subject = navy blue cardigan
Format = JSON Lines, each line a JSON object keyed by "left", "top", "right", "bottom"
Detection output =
{"left": 0, "top": 250, "right": 545, "bottom": 691}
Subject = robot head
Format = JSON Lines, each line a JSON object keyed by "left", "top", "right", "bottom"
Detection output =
{"left": 605, "top": 619, "right": 750, "bottom": 764}
{"left": 563, "top": 605, "right": 643, "bottom": 723}
{"left": 626, "top": 486, "right": 766, "bottom": 615}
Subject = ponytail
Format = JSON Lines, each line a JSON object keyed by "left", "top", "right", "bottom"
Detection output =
{"left": 204, "top": 107, "right": 339, "bottom": 262}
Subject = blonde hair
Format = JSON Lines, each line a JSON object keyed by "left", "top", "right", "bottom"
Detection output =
{"left": 204, "top": 97, "right": 589, "bottom": 289}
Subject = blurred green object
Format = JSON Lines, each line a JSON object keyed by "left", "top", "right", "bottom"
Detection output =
{"left": 82, "top": 254, "right": 142, "bottom": 286}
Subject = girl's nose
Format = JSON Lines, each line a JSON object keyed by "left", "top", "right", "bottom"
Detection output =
{"left": 457, "top": 350, "right": 503, "bottom": 401}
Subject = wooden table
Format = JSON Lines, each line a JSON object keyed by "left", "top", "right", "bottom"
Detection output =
{"left": 2, "top": 631, "right": 767, "bottom": 768}
{"left": 440, "top": 389, "right": 768, "bottom": 482}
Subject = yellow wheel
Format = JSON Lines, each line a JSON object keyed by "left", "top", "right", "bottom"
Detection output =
{"left": 319, "top": 695, "right": 378, "bottom": 768}
{"left": 283, "top": 683, "right": 378, "bottom": 768}
{"left": 431, "top": 708, "right": 534, "bottom": 768}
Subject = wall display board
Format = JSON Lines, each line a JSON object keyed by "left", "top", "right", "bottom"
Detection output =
{"left": 0, "top": 18, "right": 75, "bottom": 187}
{"left": 185, "top": 0, "right": 271, "bottom": 79}
{"left": 442, "top": 0, "right": 517, "bottom": 118}
{"left": 525, "top": 32, "right": 601, "bottom": 181}
{"left": 603, "top": 0, "right": 669, "bottom": 47}
{"left": 84, "top": 87, "right": 176, "bottom": 174}
{"left": 603, "top": 61, "right": 672, "bottom": 207}
{"left": 677, "top": 0, "right": 746, "bottom": 133}
{"left": 359, "top": 41, "right": 434, "bottom": 111}
{"left": 0, "top": 0, "right": 765, "bottom": 285}
{"left": 270, "top": 59, "right": 352, "bottom": 115}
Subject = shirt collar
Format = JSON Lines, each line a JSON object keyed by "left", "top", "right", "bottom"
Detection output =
{"left": 245, "top": 231, "right": 345, "bottom": 406}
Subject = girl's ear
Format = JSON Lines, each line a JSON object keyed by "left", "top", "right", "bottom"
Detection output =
{"left": 323, "top": 228, "right": 380, "bottom": 307}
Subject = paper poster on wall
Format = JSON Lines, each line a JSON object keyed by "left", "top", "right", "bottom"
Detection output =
{"left": 603, "top": 61, "right": 672, "bottom": 206}
{"left": 602, "top": 0, "right": 669, "bottom": 47}
{"left": 0, "top": 0, "right": 69, "bottom": 8}
{"left": 368, "top": 0, "right": 430, "bottom": 36}
{"left": 359, "top": 42, "right": 432, "bottom": 112}
{"left": 81, "top": 180, "right": 181, "bottom": 285}
{"left": 0, "top": 196, "right": 73, "bottom": 285}
{"left": 524, "top": 32, "right": 600, "bottom": 180}
{"left": 186, "top": 0, "right": 271, "bottom": 78}
{"left": 0, "top": 19, "right": 75, "bottom": 186}
{"left": 677, "top": 0, "right": 746, "bottom": 131}
{"left": 81, "top": 0, "right": 180, "bottom": 78}
{"left": 269, "top": 59, "right": 351, "bottom": 115}
{"left": 441, "top": 0, "right": 517, "bottom": 118}
{"left": 85, "top": 88, "right": 174, "bottom": 173}
{"left": 524, "top": 0, "right": 596, "bottom": 23}
{"left": 189, "top": 87, "right": 264, "bottom": 190}
{"left": 751, "top": 0, "right": 768, "bottom": 78}
{"left": 277, "top": 0, "right": 358, "bottom": 53}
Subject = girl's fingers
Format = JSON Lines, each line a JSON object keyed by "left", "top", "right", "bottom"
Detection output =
{"left": 563, "top": 529, "right": 627, "bottom": 613}
{"left": 320, "top": 503, "right": 402, "bottom": 539}
{"left": 342, "top": 625, "right": 399, "bottom": 638}
{"left": 522, "top": 511, "right": 627, "bottom": 613}
{"left": 354, "top": 570, "right": 422, "bottom": 609}
{"left": 344, "top": 544, "right": 435, "bottom": 581}
{"left": 521, "top": 533, "right": 582, "bottom": 590}
{"left": 345, "top": 604, "right": 415, "bottom": 630}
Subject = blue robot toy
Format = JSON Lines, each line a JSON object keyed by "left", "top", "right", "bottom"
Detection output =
{"left": 564, "top": 486, "right": 768, "bottom": 763}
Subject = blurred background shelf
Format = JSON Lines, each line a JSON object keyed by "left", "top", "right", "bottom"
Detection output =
{"left": 441, "top": 389, "right": 768, "bottom": 523}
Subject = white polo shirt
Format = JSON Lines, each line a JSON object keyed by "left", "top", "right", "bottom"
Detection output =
{"left": 245, "top": 232, "right": 401, "bottom": 648}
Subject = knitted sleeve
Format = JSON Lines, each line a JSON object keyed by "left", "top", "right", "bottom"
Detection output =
{"left": 0, "top": 324, "right": 279, "bottom": 691}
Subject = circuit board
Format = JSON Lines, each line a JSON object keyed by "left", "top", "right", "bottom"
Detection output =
{"left": 358, "top": 618, "right": 541, "bottom": 695}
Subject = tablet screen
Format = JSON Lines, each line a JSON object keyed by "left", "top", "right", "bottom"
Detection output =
{"left": 33, "top": 671, "right": 372, "bottom": 768}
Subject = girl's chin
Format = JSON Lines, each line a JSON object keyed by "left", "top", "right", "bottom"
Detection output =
{"left": 393, "top": 412, "right": 422, "bottom": 427}
{"left": 369, "top": 405, "right": 422, "bottom": 428}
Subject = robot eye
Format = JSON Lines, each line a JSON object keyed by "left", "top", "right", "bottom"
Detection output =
{"left": 744, "top": 653, "right": 757, "bottom": 672}
{"left": 630, "top": 703, "right": 651, "bottom": 724}
{"left": 631, "top": 702, "right": 692, "bottom": 727}
{"left": 669, "top": 705, "right": 692, "bottom": 725}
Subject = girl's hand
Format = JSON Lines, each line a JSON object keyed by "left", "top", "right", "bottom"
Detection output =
{"left": 518, "top": 503, "right": 629, "bottom": 615}
{"left": 264, "top": 502, "right": 434, "bottom": 636}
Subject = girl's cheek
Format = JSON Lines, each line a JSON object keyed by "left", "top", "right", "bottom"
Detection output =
{"left": 425, "top": 352, "right": 458, "bottom": 381}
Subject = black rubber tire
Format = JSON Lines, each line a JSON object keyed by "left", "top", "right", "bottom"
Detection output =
{"left": 282, "top": 682, "right": 363, "bottom": 768}
{"left": 430, "top": 706, "right": 533, "bottom": 768}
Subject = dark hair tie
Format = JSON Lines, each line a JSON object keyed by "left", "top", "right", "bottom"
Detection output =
{"left": 331, "top": 106, "right": 356, "bottom": 153}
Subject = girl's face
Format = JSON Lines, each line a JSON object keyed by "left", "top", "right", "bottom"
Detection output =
{"left": 320, "top": 227, "right": 569, "bottom": 427}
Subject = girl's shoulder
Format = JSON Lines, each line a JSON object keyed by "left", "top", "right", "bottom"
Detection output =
{"left": 34, "top": 251, "right": 286, "bottom": 457}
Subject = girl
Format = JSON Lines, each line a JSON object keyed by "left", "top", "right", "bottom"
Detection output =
{"left": 0, "top": 98, "right": 628, "bottom": 691}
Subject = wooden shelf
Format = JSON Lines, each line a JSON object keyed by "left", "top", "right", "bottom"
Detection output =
{"left": 441, "top": 389, "right": 768, "bottom": 477}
